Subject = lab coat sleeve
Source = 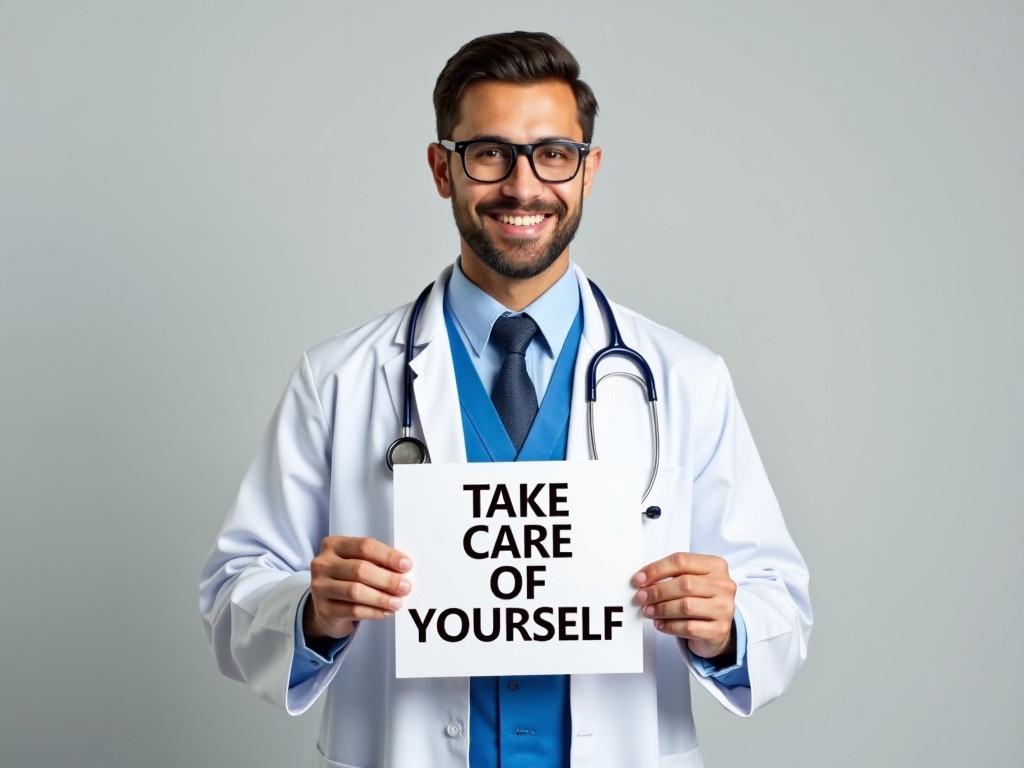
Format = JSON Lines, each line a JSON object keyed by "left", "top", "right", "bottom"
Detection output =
{"left": 197, "top": 353, "right": 356, "bottom": 715}
{"left": 289, "top": 587, "right": 352, "bottom": 688}
{"left": 677, "top": 355, "right": 812, "bottom": 716}
{"left": 691, "top": 607, "right": 750, "bottom": 688}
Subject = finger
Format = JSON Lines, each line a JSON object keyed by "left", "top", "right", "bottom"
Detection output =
{"left": 632, "top": 552, "right": 716, "bottom": 586}
{"left": 318, "top": 597, "right": 394, "bottom": 622}
{"left": 332, "top": 558, "right": 412, "bottom": 596}
{"left": 653, "top": 618, "right": 718, "bottom": 640}
{"left": 330, "top": 536, "right": 412, "bottom": 572}
{"left": 642, "top": 596, "right": 721, "bottom": 621}
{"left": 319, "top": 580, "right": 406, "bottom": 612}
{"left": 636, "top": 574, "right": 716, "bottom": 605}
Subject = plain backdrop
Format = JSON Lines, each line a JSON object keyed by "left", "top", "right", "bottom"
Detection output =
{"left": 2, "top": 1, "right": 1021, "bottom": 766}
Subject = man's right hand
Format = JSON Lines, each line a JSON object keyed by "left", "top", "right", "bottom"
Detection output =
{"left": 304, "top": 536, "right": 413, "bottom": 641}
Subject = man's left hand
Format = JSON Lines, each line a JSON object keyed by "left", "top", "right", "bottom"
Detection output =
{"left": 632, "top": 552, "right": 737, "bottom": 661}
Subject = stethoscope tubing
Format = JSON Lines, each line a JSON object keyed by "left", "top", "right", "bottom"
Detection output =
{"left": 587, "top": 380, "right": 661, "bottom": 504}
{"left": 401, "top": 282, "right": 436, "bottom": 432}
{"left": 583, "top": 280, "right": 660, "bottom": 504}
{"left": 585, "top": 280, "right": 658, "bottom": 403}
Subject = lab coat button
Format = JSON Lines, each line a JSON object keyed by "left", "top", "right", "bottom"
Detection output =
{"left": 445, "top": 723, "right": 461, "bottom": 738}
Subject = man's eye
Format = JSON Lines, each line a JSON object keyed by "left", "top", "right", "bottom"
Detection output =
{"left": 471, "top": 146, "right": 510, "bottom": 162}
{"left": 536, "top": 146, "right": 576, "bottom": 163}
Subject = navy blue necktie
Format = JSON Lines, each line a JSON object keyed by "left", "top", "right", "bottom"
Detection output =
{"left": 490, "top": 314, "right": 540, "bottom": 451}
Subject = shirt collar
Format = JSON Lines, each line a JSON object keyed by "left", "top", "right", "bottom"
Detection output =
{"left": 446, "top": 257, "right": 581, "bottom": 359}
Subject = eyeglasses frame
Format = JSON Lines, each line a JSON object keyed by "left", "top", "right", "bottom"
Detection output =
{"left": 439, "top": 138, "right": 591, "bottom": 184}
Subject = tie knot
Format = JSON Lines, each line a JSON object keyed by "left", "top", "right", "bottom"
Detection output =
{"left": 490, "top": 313, "right": 539, "bottom": 356}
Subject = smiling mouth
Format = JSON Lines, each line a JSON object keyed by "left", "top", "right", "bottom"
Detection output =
{"left": 486, "top": 212, "right": 555, "bottom": 233}
{"left": 493, "top": 213, "right": 548, "bottom": 226}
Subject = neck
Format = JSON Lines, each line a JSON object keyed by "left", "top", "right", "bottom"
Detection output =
{"left": 459, "top": 248, "right": 570, "bottom": 311}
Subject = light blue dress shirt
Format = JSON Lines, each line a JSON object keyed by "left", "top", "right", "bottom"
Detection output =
{"left": 445, "top": 257, "right": 580, "bottom": 398}
{"left": 288, "top": 258, "right": 750, "bottom": 688}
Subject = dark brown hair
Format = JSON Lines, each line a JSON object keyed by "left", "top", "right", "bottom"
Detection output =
{"left": 433, "top": 31, "right": 599, "bottom": 143}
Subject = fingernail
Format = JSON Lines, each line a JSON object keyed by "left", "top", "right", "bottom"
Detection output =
{"left": 643, "top": 606, "right": 655, "bottom": 617}
{"left": 399, "top": 557, "right": 413, "bottom": 571}
{"left": 389, "top": 597, "right": 403, "bottom": 610}
{"left": 398, "top": 579, "right": 411, "bottom": 595}
{"left": 633, "top": 572, "right": 647, "bottom": 586}
{"left": 635, "top": 590, "right": 648, "bottom": 604}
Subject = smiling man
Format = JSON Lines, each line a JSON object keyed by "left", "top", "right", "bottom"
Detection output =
{"left": 199, "top": 31, "right": 812, "bottom": 768}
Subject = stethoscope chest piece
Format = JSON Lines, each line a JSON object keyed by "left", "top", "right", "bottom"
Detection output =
{"left": 386, "top": 431, "right": 429, "bottom": 470}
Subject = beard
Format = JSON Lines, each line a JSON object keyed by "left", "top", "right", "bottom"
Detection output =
{"left": 450, "top": 186, "right": 583, "bottom": 279}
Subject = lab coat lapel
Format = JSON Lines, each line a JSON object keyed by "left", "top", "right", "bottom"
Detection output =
{"left": 381, "top": 265, "right": 467, "bottom": 465}
{"left": 565, "top": 264, "right": 608, "bottom": 753}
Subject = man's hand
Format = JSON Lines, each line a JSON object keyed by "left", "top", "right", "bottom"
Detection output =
{"left": 632, "top": 552, "right": 737, "bottom": 661}
{"left": 305, "top": 536, "right": 413, "bottom": 642}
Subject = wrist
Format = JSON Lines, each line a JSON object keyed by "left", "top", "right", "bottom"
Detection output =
{"left": 705, "top": 621, "right": 738, "bottom": 666}
{"left": 302, "top": 597, "right": 354, "bottom": 642}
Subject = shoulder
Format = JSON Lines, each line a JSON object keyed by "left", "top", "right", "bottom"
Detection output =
{"left": 609, "top": 299, "right": 722, "bottom": 373}
{"left": 300, "top": 301, "right": 410, "bottom": 390}
{"left": 604, "top": 298, "right": 731, "bottom": 421}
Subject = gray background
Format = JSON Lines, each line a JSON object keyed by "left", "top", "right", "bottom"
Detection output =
{"left": 2, "top": 1, "right": 1021, "bottom": 766}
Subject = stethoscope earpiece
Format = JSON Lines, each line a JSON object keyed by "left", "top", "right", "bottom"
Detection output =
{"left": 643, "top": 506, "right": 661, "bottom": 520}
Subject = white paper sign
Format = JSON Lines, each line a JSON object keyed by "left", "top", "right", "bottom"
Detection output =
{"left": 393, "top": 460, "right": 642, "bottom": 678}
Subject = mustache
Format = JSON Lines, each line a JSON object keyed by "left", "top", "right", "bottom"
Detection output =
{"left": 476, "top": 199, "right": 566, "bottom": 217}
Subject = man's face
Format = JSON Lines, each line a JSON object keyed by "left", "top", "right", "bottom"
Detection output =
{"left": 428, "top": 80, "right": 601, "bottom": 279}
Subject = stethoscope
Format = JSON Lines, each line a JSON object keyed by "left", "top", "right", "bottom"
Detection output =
{"left": 386, "top": 280, "right": 663, "bottom": 520}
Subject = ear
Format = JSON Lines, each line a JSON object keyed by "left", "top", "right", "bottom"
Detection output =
{"left": 427, "top": 143, "right": 452, "bottom": 199}
{"left": 581, "top": 145, "right": 602, "bottom": 199}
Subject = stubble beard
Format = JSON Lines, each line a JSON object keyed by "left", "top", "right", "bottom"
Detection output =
{"left": 451, "top": 186, "right": 584, "bottom": 280}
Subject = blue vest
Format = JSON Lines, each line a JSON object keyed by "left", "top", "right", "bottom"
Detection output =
{"left": 443, "top": 295, "right": 584, "bottom": 768}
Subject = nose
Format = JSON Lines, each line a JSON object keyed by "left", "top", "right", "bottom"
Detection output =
{"left": 499, "top": 151, "right": 544, "bottom": 202}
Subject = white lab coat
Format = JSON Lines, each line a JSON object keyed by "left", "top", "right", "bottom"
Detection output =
{"left": 198, "top": 262, "right": 812, "bottom": 768}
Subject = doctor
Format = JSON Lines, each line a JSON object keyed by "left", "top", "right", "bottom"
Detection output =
{"left": 199, "top": 31, "right": 811, "bottom": 768}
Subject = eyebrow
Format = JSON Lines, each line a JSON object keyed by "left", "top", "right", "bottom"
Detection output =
{"left": 463, "top": 134, "right": 580, "bottom": 143}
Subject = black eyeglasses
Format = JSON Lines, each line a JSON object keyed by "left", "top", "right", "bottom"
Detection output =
{"left": 440, "top": 139, "right": 591, "bottom": 183}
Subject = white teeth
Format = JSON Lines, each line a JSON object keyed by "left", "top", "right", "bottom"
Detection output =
{"left": 498, "top": 214, "right": 545, "bottom": 226}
